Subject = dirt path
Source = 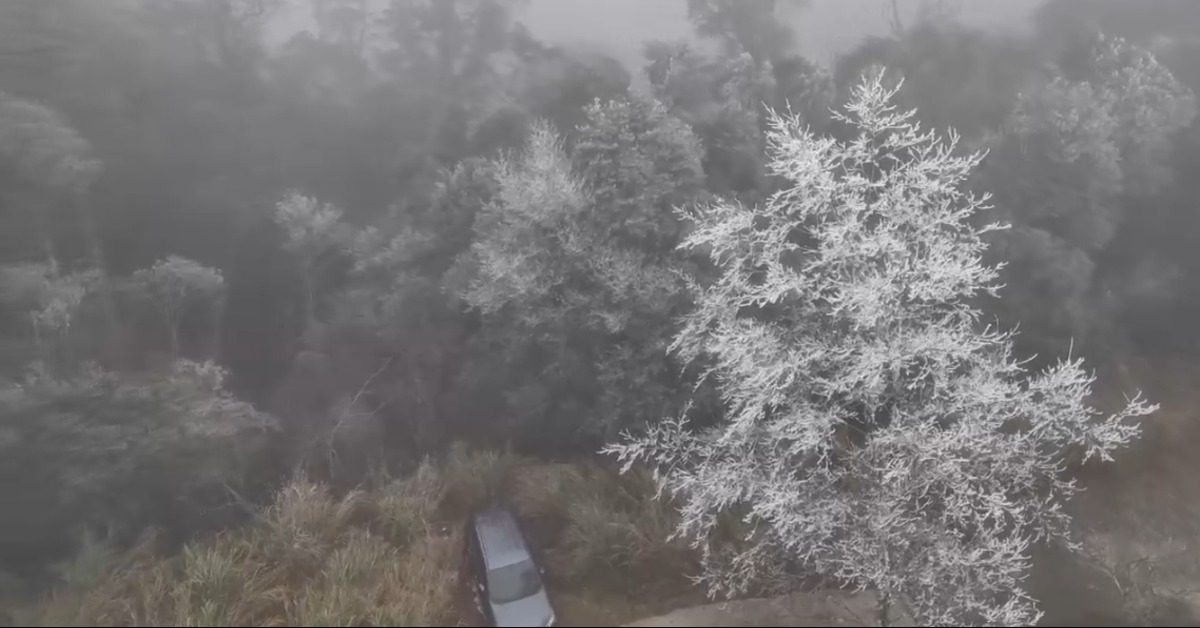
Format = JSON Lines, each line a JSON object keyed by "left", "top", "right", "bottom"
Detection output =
{"left": 622, "top": 590, "right": 906, "bottom": 628}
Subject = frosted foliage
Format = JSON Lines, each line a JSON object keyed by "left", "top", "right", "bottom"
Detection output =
{"left": 133, "top": 256, "right": 224, "bottom": 315}
{"left": 274, "top": 191, "right": 348, "bottom": 258}
{"left": 461, "top": 120, "right": 682, "bottom": 333}
{"left": 132, "top": 256, "right": 224, "bottom": 356}
{"left": 32, "top": 269, "right": 100, "bottom": 335}
{"left": 463, "top": 121, "right": 586, "bottom": 314}
{"left": 1012, "top": 79, "right": 1121, "bottom": 180}
{"left": 605, "top": 73, "right": 1157, "bottom": 627}
{"left": 1090, "top": 35, "right": 1196, "bottom": 191}
{"left": 1011, "top": 35, "right": 1195, "bottom": 198}
{"left": 0, "top": 263, "right": 100, "bottom": 336}
{"left": 0, "top": 93, "right": 100, "bottom": 192}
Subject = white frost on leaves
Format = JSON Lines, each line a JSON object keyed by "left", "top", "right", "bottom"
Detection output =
{"left": 462, "top": 121, "right": 586, "bottom": 315}
{"left": 0, "top": 263, "right": 100, "bottom": 337}
{"left": 460, "top": 119, "right": 686, "bottom": 334}
{"left": 605, "top": 72, "right": 1157, "bottom": 627}
{"left": 132, "top": 256, "right": 224, "bottom": 319}
{"left": 274, "top": 191, "right": 352, "bottom": 259}
{"left": 1010, "top": 35, "right": 1195, "bottom": 198}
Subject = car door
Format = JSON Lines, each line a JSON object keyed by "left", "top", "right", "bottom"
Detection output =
{"left": 464, "top": 524, "right": 491, "bottom": 622}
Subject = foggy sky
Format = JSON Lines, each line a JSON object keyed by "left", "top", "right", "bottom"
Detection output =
{"left": 269, "top": 0, "right": 1046, "bottom": 69}
{"left": 522, "top": 0, "right": 1041, "bottom": 67}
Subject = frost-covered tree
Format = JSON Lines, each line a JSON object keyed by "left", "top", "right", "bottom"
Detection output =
{"left": 273, "top": 191, "right": 353, "bottom": 323}
{"left": 1056, "top": 32, "right": 1197, "bottom": 195}
{"left": 0, "top": 93, "right": 120, "bottom": 354}
{"left": 981, "top": 33, "right": 1196, "bottom": 357}
{"left": 0, "top": 262, "right": 100, "bottom": 367}
{"left": 455, "top": 101, "right": 706, "bottom": 449}
{"left": 572, "top": 96, "right": 707, "bottom": 251}
{"left": 0, "top": 92, "right": 101, "bottom": 270}
{"left": 132, "top": 256, "right": 225, "bottom": 359}
{"left": 833, "top": 21, "right": 1036, "bottom": 140}
{"left": 275, "top": 191, "right": 348, "bottom": 259}
{"left": 605, "top": 72, "right": 1157, "bottom": 627}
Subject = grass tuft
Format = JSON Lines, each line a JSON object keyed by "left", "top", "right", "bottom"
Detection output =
{"left": 35, "top": 473, "right": 459, "bottom": 627}
{"left": 436, "top": 443, "right": 516, "bottom": 517}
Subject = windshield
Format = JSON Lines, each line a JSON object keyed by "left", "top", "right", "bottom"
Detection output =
{"left": 487, "top": 559, "right": 542, "bottom": 604}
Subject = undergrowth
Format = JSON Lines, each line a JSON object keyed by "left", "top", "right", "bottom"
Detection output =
{"left": 508, "top": 462, "right": 692, "bottom": 592}
{"left": 32, "top": 444, "right": 696, "bottom": 626}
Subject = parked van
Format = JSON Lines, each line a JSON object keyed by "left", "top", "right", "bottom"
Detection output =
{"left": 464, "top": 507, "right": 556, "bottom": 627}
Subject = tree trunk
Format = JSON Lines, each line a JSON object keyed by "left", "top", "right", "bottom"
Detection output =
{"left": 74, "top": 194, "right": 121, "bottom": 364}
{"left": 167, "top": 318, "right": 180, "bottom": 360}
{"left": 303, "top": 273, "right": 318, "bottom": 327}
{"left": 209, "top": 297, "right": 225, "bottom": 363}
{"left": 36, "top": 199, "right": 58, "bottom": 274}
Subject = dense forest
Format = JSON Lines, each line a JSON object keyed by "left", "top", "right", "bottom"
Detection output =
{"left": 3, "top": 1, "right": 1200, "bottom": 626}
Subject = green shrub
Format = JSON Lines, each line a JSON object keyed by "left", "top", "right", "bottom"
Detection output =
{"left": 0, "top": 361, "right": 278, "bottom": 569}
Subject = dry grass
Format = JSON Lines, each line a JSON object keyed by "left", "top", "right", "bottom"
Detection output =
{"left": 35, "top": 472, "right": 461, "bottom": 627}
{"left": 436, "top": 443, "right": 518, "bottom": 518}
{"left": 290, "top": 527, "right": 460, "bottom": 627}
{"left": 32, "top": 446, "right": 698, "bottom": 627}
{"left": 39, "top": 533, "right": 178, "bottom": 627}
{"left": 509, "top": 460, "right": 695, "bottom": 594}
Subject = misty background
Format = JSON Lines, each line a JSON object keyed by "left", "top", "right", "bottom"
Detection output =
{"left": 268, "top": 0, "right": 1042, "bottom": 66}
{"left": 3, "top": 1, "right": 1200, "bottom": 626}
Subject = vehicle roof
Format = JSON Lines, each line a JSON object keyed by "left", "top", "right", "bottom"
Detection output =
{"left": 473, "top": 507, "right": 533, "bottom": 570}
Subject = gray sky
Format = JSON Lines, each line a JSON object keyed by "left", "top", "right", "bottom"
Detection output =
{"left": 521, "top": 0, "right": 1042, "bottom": 67}
{"left": 269, "top": 0, "right": 1046, "bottom": 68}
